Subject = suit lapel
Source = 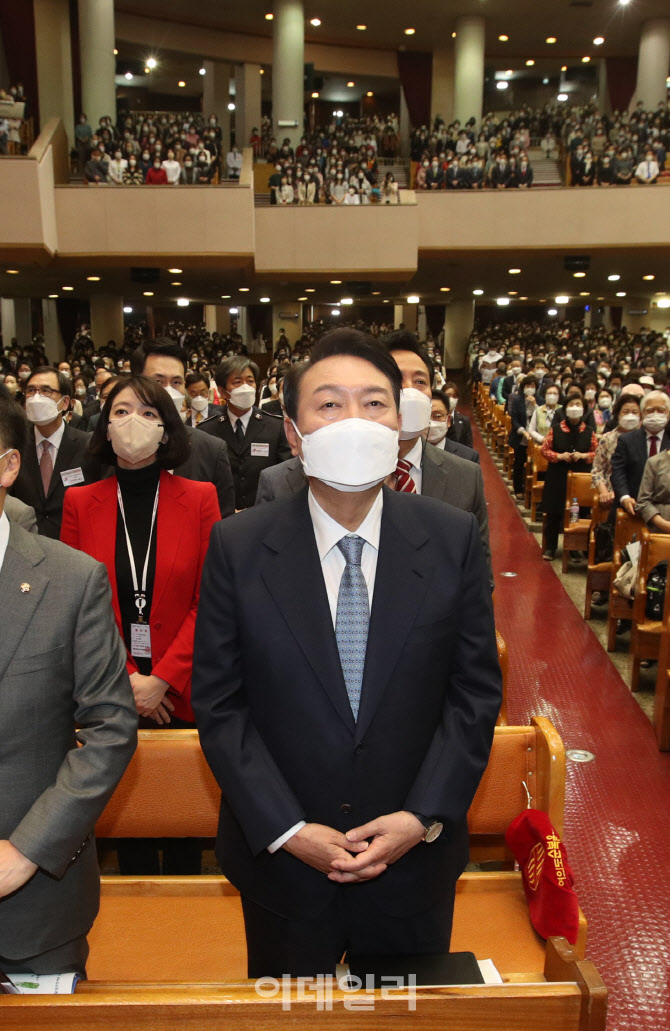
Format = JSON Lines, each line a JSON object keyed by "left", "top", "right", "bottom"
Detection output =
{"left": 261, "top": 490, "right": 355, "bottom": 733}
{"left": 49, "top": 425, "right": 78, "bottom": 499}
{"left": 421, "top": 446, "right": 449, "bottom": 502}
{"left": 354, "top": 489, "right": 433, "bottom": 744}
{"left": 0, "top": 523, "right": 50, "bottom": 681}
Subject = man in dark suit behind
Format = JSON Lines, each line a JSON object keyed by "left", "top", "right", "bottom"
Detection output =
{"left": 130, "top": 338, "right": 235, "bottom": 517}
{"left": 611, "top": 390, "right": 670, "bottom": 514}
{"left": 198, "top": 356, "right": 292, "bottom": 509}
{"left": 0, "top": 397, "right": 137, "bottom": 975}
{"left": 192, "top": 329, "right": 501, "bottom": 978}
{"left": 11, "top": 367, "right": 101, "bottom": 538}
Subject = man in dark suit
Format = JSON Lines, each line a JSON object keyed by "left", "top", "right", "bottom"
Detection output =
{"left": 192, "top": 329, "right": 501, "bottom": 978}
{"left": 611, "top": 390, "right": 670, "bottom": 514}
{"left": 184, "top": 370, "right": 224, "bottom": 428}
{"left": 11, "top": 367, "right": 101, "bottom": 538}
{"left": 199, "top": 356, "right": 292, "bottom": 509}
{"left": 130, "top": 339, "right": 235, "bottom": 517}
{"left": 0, "top": 397, "right": 137, "bottom": 975}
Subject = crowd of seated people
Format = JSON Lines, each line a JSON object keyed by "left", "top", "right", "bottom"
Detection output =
{"left": 260, "top": 111, "right": 400, "bottom": 164}
{"left": 77, "top": 111, "right": 239, "bottom": 185}
{"left": 0, "top": 82, "right": 28, "bottom": 154}
{"left": 265, "top": 134, "right": 385, "bottom": 205}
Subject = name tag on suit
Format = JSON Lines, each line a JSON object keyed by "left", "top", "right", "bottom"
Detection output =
{"left": 131, "top": 623, "right": 152, "bottom": 659}
{"left": 60, "top": 467, "right": 85, "bottom": 487}
{"left": 250, "top": 443, "right": 270, "bottom": 458}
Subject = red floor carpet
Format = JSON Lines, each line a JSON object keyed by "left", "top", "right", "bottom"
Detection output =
{"left": 472, "top": 413, "right": 670, "bottom": 1031}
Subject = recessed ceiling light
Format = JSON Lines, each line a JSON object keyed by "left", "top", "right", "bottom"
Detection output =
{"left": 347, "top": 81, "right": 355, "bottom": 87}
{"left": 452, "top": 31, "right": 457, "bottom": 38}
{"left": 440, "top": 287, "right": 451, "bottom": 292}
{"left": 580, "top": 292, "right": 590, "bottom": 296}
{"left": 332, "top": 308, "right": 341, "bottom": 316}
{"left": 265, "top": 12, "right": 273, "bottom": 19}
{"left": 167, "top": 268, "right": 182, "bottom": 274}
{"left": 340, "top": 297, "right": 354, "bottom": 305}
{"left": 542, "top": 77, "right": 549, "bottom": 85}
{"left": 593, "top": 36, "right": 604, "bottom": 45}
{"left": 239, "top": 287, "right": 250, "bottom": 292}
{"left": 509, "top": 291, "right": 518, "bottom": 296}
{"left": 310, "top": 18, "right": 321, "bottom": 27}
{"left": 526, "top": 59, "right": 535, "bottom": 66}
{"left": 62, "top": 285, "right": 74, "bottom": 291}
{"left": 124, "top": 71, "right": 133, "bottom": 80}
{"left": 144, "top": 67, "right": 150, "bottom": 74}
{"left": 508, "top": 268, "right": 521, "bottom": 274}
{"left": 221, "top": 294, "right": 231, "bottom": 299}
{"left": 581, "top": 56, "right": 590, "bottom": 63}
{"left": 6, "top": 269, "right": 19, "bottom": 274}
{"left": 616, "top": 291, "right": 626, "bottom": 297}
{"left": 473, "top": 289, "right": 484, "bottom": 296}
{"left": 311, "top": 91, "right": 319, "bottom": 98}
{"left": 643, "top": 275, "right": 655, "bottom": 281}
{"left": 557, "top": 93, "right": 568, "bottom": 102}
{"left": 383, "top": 299, "right": 389, "bottom": 303}
{"left": 199, "top": 67, "right": 206, "bottom": 76}
{"left": 123, "top": 306, "right": 133, "bottom": 313}
{"left": 573, "top": 272, "right": 586, "bottom": 278}
{"left": 48, "top": 293, "right": 58, "bottom": 298}
{"left": 519, "top": 296, "right": 528, "bottom": 300}
{"left": 330, "top": 279, "right": 342, "bottom": 284}
{"left": 366, "top": 91, "right": 374, "bottom": 97}
{"left": 497, "top": 298, "right": 510, "bottom": 306}
{"left": 546, "top": 37, "right": 557, "bottom": 44}
{"left": 260, "top": 296, "right": 271, "bottom": 303}
{"left": 371, "top": 291, "right": 381, "bottom": 295}
{"left": 113, "top": 48, "right": 118, "bottom": 55}
{"left": 298, "top": 296, "right": 308, "bottom": 301}
{"left": 171, "top": 281, "right": 182, "bottom": 286}
{"left": 87, "top": 275, "right": 101, "bottom": 281}
{"left": 405, "top": 27, "right": 416, "bottom": 35}
{"left": 178, "top": 80, "right": 186, "bottom": 87}
{"left": 306, "top": 288, "right": 315, "bottom": 292}
{"left": 177, "top": 298, "right": 190, "bottom": 307}
{"left": 555, "top": 295, "right": 569, "bottom": 304}
{"left": 229, "top": 307, "right": 239, "bottom": 314}
{"left": 147, "top": 57, "right": 157, "bottom": 68}
{"left": 407, "top": 295, "right": 420, "bottom": 303}
{"left": 657, "top": 298, "right": 670, "bottom": 308}
{"left": 357, "top": 25, "right": 367, "bottom": 31}
{"left": 499, "top": 34, "right": 509, "bottom": 42}
{"left": 608, "top": 274, "right": 620, "bottom": 281}
{"left": 597, "top": 296, "right": 605, "bottom": 301}
{"left": 497, "top": 82, "right": 509, "bottom": 91}
{"left": 143, "top": 291, "right": 154, "bottom": 297}
{"left": 547, "top": 308, "right": 558, "bottom": 316}
{"left": 227, "top": 102, "right": 235, "bottom": 111}
{"left": 260, "top": 68, "right": 264, "bottom": 74}
{"left": 561, "top": 65, "right": 567, "bottom": 72}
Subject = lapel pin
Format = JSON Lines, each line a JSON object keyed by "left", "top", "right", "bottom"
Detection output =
{"left": 20, "top": 583, "right": 31, "bottom": 593}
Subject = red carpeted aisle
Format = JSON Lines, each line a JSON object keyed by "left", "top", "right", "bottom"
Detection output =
{"left": 470, "top": 410, "right": 670, "bottom": 1031}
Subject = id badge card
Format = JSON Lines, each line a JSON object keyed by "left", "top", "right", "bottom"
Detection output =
{"left": 131, "top": 623, "right": 152, "bottom": 659}
{"left": 250, "top": 442, "right": 270, "bottom": 457}
{"left": 61, "top": 467, "right": 85, "bottom": 487}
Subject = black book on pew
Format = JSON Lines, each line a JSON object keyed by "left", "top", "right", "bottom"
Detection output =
{"left": 345, "top": 951, "right": 484, "bottom": 988}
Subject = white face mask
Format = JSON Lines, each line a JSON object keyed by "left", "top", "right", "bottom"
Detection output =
{"left": 524, "top": 387, "right": 536, "bottom": 398}
{"left": 398, "top": 388, "right": 432, "bottom": 440}
{"left": 228, "top": 383, "right": 256, "bottom": 411}
{"left": 566, "top": 404, "right": 584, "bottom": 421}
{"left": 165, "top": 385, "right": 185, "bottom": 412}
{"left": 108, "top": 413, "right": 165, "bottom": 465}
{"left": 545, "top": 393, "right": 559, "bottom": 407}
{"left": 190, "top": 395, "right": 209, "bottom": 413}
{"left": 584, "top": 389, "right": 596, "bottom": 400}
{"left": 427, "top": 420, "right": 448, "bottom": 444}
{"left": 293, "top": 417, "right": 399, "bottom": 492}
{"left": 619, "top": 412, "right": 640, "bottom": 431}
{"left": 269, "top": 383, "right": 278, "bottom": 396}
{"left": 25, "top": 395, "right": 62, "bottom": 426}
{"left": 598, "top": 397, "right": 612, "bottom": 410}
{"left": 643, "top": 411, "right": 669, "bottom": 434}
{"left": 448, "top": 395, "right": 458, "bottom": 412}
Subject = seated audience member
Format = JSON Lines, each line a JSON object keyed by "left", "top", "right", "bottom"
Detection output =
{"left": 443, "top": 381, "right": 474, "bottom": 448}
{"left": 528, "top": 382, "right": 560, "bottom": 444}
{"left": 11, "top": 366, "right": 100, "bottom": 538}
{"left": 594, "top": 387, "right": 614, "bottom": 434}
{"left": 635, "top": 149, "right": 660, "bottom": 185}
{"left": 179, "top": 156, "right": 199, "bottom": 184}
{"left": 343, "top": 185, "right": 360, "bottom": 205}
{"left": 87, "top": 374, "right": 121, "bottom": 431}
{"left": 611, "top": 389, "right": 670, "bottom": 515}
{"left": 592, "top": 392, "right": 642, "bottom": 506}
{"left": 425, "top": 157, "right": 444, "bottom": 190}
{"left": 196, "top": 152, "right": 214, "bottom": 183}
{"left": 574, "top": 151, "right": 596, "bottom": 186}
{"left": 541, "top": 394, "right": 597, "bottom": 560}
{"left": 381, "top": 172, "right": 399, "bottom": 203}
{"left": 428, "top": 390, "right": 452, "bottom": 448}
{"left": 123, "top": 156, "right": 144, "bottom": 184}
{"left": 490, "top": 153, "right": 510, "bottom": 189}
{"left": 145, "top": 158, "right": 168, "bottom": 185}
{"left": 638, "top": 448, "right": 670, "bottom": 529}
{"left": 509, "top": 375, "right": 537, "bottom": 498}
{"left": 84, "top": 147, "right": 108, "bottom": 183}
{"left": 61, "top": 375, "right": 220, "bottom": 874}
{"left": 277, "top": 174, "right": 294, "bottom": 205}
{"left": 199, "top": 356, "right": 292, "bottom": 509}
{"left": 0, "top": 393, "right": 137, "bottom": 979}
{"left": 226, "top": 144, "right": 243, "bottom": 180}
{"left": 107, "top": 149, "right": 127, "bottom": 185}
{"left": 184, "top": 370, "right": 223, "bottom": 426}
{"left": 511, "top": 155, "right": 533, "bottom": 187}
{"left": 162, "top": 149, "right": 181, "bottom": 185}
{"left": 597, "top": 154, "right": 616, "bottom": 186}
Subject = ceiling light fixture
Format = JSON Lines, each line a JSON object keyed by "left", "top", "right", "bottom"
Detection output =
{"left": 298, "top": 296, "right": 308, "bottom": 301}
{"left": 557, "top": 93, "right": 568, "bottom": 102}
{"left": 366, "top": 91, "right": 374, "bottom": 97}
{"left": 171, "top": 281, "right": 182, "bottom": 286}
{"left": 526, "top": 59, "right": 535, "bottom": 66}
{"left": 113, "top": 48, "right": 118, "bottom": 55}
{"left": 199, "top": 67, "right": 206, "bottom": 76}
{"left": 440, "top": 287, "right": 451, "bottom": 292}
{"left": 555, "top": 295, "right": 569, "bottom": 304}
{"left": 407, "top": 295, "right": 420, "bottom": 303}
{"left": 124, "top": 72, "right": 133, "bottom": 81}
{"left": 178, "top": 81, "right": 186, "bottom": 87}
{"left": 508, "top": 268, "right": 521, "bottom": 274}
{"left": 177, "top": 298, "right": 190, "bottom": 307}
{"left": 167, "top": 269, "right": 182, "bottom": 274}
{"left": 332, "top": 308, "right": 341, "bottom": 316}
{"left": 6, "top": 269, "right": 19, "bottom": 274}
{"left": 143, "top": 291, "right": 154, "bottom": 297}
{"left": 123, "top": 306, "right": 133, "bottom": 313}
{"left": 593, "top": 36, "right": 604, "bottom": 45}
{"left": 260, "top": 296, "right": 271, "bottom": 302}
{"left": 657, "top": 298, "right": 670, "bottom": 308}
{"left": 229, "top": 306, "right": 239, "bottom": 314}
{"left": 497, "top": 298, "right": 511, "bottom": 306}
{"left": 473, "top": 289, "right": 484, "bottom": 296}
{"left": 547, "top": 308, "right": 558, "bottom": 316}
{"left": 265, "top": 12, "right": 273, "bottom": 20}
{"left": 147, "top": 57, "right": 157, "bottom": 68}
{"left": 330, "top": 279, "right": 342, "bottom": 284}
{"left": 499, "top": 34, "right": 509, "bottom": 42}
{"left": 616, "top": 291, "right": 626, "bottom": 297}
{"left": 62, "top": 285, "right": 74, "bottom": 291}
{"left": 643, "top": 274, "right": 655, "bottom": 281}
{"left": 405, "top": 27, "right": 416, "bottom": 35}
{"left": 239, "top": 287, "right": 250, "bottom": 292}
{"left": 497, "top": 82, "right": 509, "bottom": 90}
{"left": 87, "top": 275, "right": 101, "bottom": 281}
{"left": 48, "top": 293, "right": 58, "bottom": 298}
{"left": 509, "top": 291, "right": 518, "bottom": 296}
{"left": 357, "top": 25, "right": 367, "bottom": 31}
{"left": 305, "top": 288, "right": 315, "bottom": 292}
{"left": 561, "top": 65, "right": 567, "bottom": 72}
{"left": 310, "top": 17, "right": 321, "bottom": 27}
{"left": 221, "top": 294, "right": 231, "bottom": 299}
{"left": 227, "top": 102, "right": 235, "bottom": 110}
{"left": 340, "top": 297, "right": 354, "bottom": 305}
{"left": 311, "top": 91, "right": 319, "bottom": 98}
{"left": 580, "top": 292, "right": 590, "bottom": 297}
{"left": 582, "top": 56, "right": 590, "bottom": 63}
{"left": 573, "top": 272, "right": 586, "bottom": 278}
{"left": 546, "top": 37, "right": 557, "bottom": 44}
{"left": 347, "top": 81, "right": 355, "bottom": 87}
{"left": 608, "top": 274, "right": 620, "bottom": 281}
{"left": 144, "top": 68, "right": 150, "bottom": 74}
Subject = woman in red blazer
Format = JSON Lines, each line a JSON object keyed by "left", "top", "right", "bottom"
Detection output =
{"left": 61, "top": 375, "right": 220, "bottom": 873}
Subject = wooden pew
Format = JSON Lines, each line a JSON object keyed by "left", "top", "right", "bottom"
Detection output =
{"left": 561, "top": 472, "right": 593, "bottom": 573}
{"left": 606, "top": 511, "right": 646, "bottom": 651}
{"left": 529, "top": 446, "right": 548, "bottom": 522}
{"left": 495, "top": 630, "right": 509, "bottom": 725}
{"left": 654, "top": 628, "right": 670, "bottom": 751}
{"left": 0, "top": 936, "right": 606, "bottom": 1031}
{"left": 630, "top": 532, "right": 670, "bottom": 691}
{"left": 584, "top": 495, "right": 612, "bottom": 619}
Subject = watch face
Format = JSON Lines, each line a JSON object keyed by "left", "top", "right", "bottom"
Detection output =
{"left": 425, "top": 821, "right": 444, "bottom": 844}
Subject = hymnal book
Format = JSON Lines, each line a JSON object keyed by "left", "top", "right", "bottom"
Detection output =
{"left": 345, "top": 950, "right": 486, "bottom": 988}
{"left": 1, "top": 972, "right": 79, "bottom": 994}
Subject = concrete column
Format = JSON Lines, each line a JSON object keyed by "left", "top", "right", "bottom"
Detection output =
{"left": 597, "top": 59, "right": 610, "bottom": 117}
{"left": 1, "top": 298, "right": 32, "bottom": 348}
{"left": 393, "top": 304, "right": 404, "bottom": 330}
{"left": 41, "top": 298, "right": 64, "bottom": 362}
{"left": 393, "top": 304, "right": 417, "bottom": 332}
{"left": 431, "top": 45, "right": 455, "bottom": 127}
{"left": 443, "top": 300, "right": 474, "bottom": 369}
{"left": 635, "top": 19, "right": 670, "bottom": 110}
{"left": 216, "top": 307, "right": 231, "bottom": 336}
{"left": 272, "top": 0, "right": 305, "bottom": 151}
{"left": 398, "top": 87, "right": 410, "bottom": 158}
{"left": 235, "top": 63, "right": 262, "bottom": 151}
{"left": 204, "top": 304, "right": 217, "bottom": 335}
{"left": 78, "top": 0, "right": 116, "bottom": 131}
{"left": 0, "top": 22, "right": 9, "bottom": 95}
{"left": 236, "top": 306, "right": 250, "bottom": 346}
{"left": 272, "top": 302, "right": 302, "bottom": 347}
{"left": 89, "top": 295, "right": 124, "bottom": 349}
{"left": 33, "top": 0, "right": 74, "bottom": 145}
{"left": 203, "top": 59, "right": 232, "bottom": 158}
{"left": 417, "top": 305, "right": 427, "bottom": 341}
{"left": 453, "top": 16, "right": 485, "bottom": 127}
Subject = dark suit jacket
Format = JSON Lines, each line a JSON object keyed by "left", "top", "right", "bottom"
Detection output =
{"left": 198, "top": 406, "right": 292, "bottom": 509}
{"left": 0, "top": 522, "right": 137, "bottom": 958}
{"left": 260, "top": 399, "right": 283, "bottom": 418}
{"left": 175, "top": 425, "right": 236, "bottom": 518}
{"left": 192, "top": 487, "right": 501, "bottom": 919}
{"left": 611, "top": 426, "right": 670, "bottom": 503}
{"left": 11, "top": 422, "right": 101, "bottom": 538}
{"left": 186, "top": 403, "right": 224, "bottom": 428}
{"left": 443, "top": 437, "right": 479, "bottom": 463}
{"left": 255, "top": 445, "right": 492, "bottom": 587}
{"left": 447, "top": 411, "right": 473, "bottom": 449}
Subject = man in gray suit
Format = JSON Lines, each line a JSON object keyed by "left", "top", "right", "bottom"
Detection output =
{"left": 5, "top": 495, "right": 37, "bottom": 533}
{"left": 0, "top": 397, "right": 137, "bottom": 976}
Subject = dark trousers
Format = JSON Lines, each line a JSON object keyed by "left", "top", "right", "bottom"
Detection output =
{"left": 545, "top": 507, "right": 588, "bottom": 552}
{"left": 117, "top": 713, "right": 202, "bottom": 875}
{"left": 241, "top": 882, "right": 456, "bottom": 979}
{"left": 513, "top": 444, "right": 527, "bottom": 495}
{"left": 0, "top": 934, "right": 88, "bottom": 977}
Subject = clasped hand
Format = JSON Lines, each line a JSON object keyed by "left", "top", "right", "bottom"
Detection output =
{"left": 283, "top": 811, "right": 425, "bottom": 884}
{"left": 0, "top": 839, "right": 38, "bottom": 899}
{"left": 129, "top": 672, "right": 174, "bottom": 724}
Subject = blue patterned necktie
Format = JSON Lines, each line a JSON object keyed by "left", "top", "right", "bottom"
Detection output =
{"left": 335, "top": 535, "right": 369, "bottom": 720}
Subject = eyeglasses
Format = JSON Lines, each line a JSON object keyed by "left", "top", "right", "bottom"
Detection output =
{"left": 24, "top": 386, "right": 62, "bottom": 398}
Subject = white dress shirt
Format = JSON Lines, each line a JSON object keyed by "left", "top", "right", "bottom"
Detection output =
{"left": 227, "top": 407, "right": 254, "bottom": 434}
{"left": 35, "top": 419, "right": 65, "bottom": 463}
{"left": 0, "top": 510, "right": 9, "bottom": 573}
{"left": 267, "top": 487, "right": 384, "bottom": 854}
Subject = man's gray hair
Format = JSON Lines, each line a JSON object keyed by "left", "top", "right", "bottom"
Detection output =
{"left": 640, "top": 389, "right": 670, "bottom": 412}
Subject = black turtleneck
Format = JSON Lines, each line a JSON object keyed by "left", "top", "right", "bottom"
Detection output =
{"left": 115, "top": 463, "right": 160, "bottom": 675}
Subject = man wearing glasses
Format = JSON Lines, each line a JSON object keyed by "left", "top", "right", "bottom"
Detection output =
{"left": 11, "top": 367, "right": 101, "bottom": 538}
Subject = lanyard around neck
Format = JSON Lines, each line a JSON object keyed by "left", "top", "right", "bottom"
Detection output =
{"left": 117, "top": 482, "right": 159, "bottom": 623}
